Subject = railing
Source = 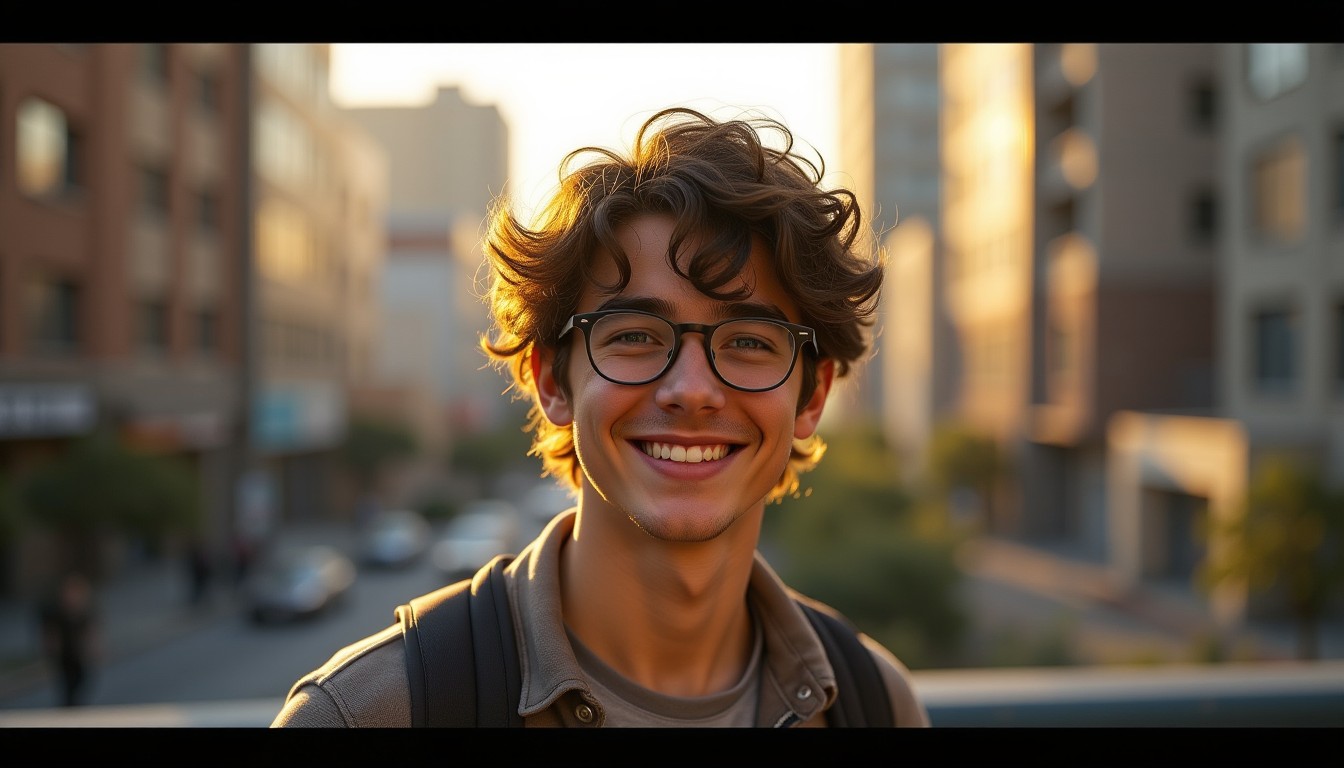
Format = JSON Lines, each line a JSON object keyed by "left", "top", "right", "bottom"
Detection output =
{"left": 1, "top": 661, "right": 1341, "bottom": 727}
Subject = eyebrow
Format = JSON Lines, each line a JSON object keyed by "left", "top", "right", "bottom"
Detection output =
{"left": 592, "top": 296, "right": 791, "bottom": 323}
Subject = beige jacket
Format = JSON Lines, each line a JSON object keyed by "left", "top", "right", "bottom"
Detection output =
{"left": 271, "top": 509, "right": 929, "bottom": 727}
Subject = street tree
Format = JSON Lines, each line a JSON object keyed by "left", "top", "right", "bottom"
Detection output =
{"left": 927, "top": 421, "right": 1008, "bottom": 531}
{"left": 1200, "top": 454, "right": 1344, "bottom": 660}
{"left": 20, "top": 431, "right": 200, "bottom": 576}
{"left": 339, "top": 416, "right": 419, "bottom": 497}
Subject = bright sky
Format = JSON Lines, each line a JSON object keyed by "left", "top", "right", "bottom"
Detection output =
{"left": 329, "top": 43, "right": 841, "bottom": 218}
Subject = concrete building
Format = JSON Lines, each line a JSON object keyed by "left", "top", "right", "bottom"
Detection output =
{"left": 836, "top": 43, "right": 952, "bottom": 478}
{"left": 934, "top": 44, "right": 1222, "bottom": 561}
{"left": 248, "top": 43, "right": 388, "bottom": 530}
{"left": 1107, "top": 43, "right": 1344, "bottom": 626}
{"left": 0, "top": 43, "right": 249, "bottom": 593}
{"left": 340, "top": 85, "right": 511, "bottom": 506}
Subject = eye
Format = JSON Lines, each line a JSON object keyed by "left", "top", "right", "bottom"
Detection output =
{"left": 725, "top": 336, "right": 771, "bottom": 351}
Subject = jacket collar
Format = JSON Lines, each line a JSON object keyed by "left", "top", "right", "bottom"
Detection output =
{"left": 505, "top": 508, "right": 836, "bottom": 725}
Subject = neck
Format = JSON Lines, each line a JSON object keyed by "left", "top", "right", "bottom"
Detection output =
{"left": 559, "top": 502, "right": 763, "bottom": 697}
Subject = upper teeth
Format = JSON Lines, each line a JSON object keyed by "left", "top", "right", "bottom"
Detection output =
{"left": 642, "top": 442, "right": 728, "bottom": 463}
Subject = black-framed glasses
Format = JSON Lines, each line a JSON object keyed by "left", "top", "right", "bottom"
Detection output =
{"left": 558, "top": 309, "right": 818, "bottom": 393}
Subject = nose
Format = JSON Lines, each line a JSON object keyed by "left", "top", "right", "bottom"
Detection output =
{"left": 653, "top": 333, "right": 727, "bottom": 412}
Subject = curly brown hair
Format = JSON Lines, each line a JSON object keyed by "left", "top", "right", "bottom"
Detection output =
{"left": 480, "top": 107, "right": 883, "bottom": 502}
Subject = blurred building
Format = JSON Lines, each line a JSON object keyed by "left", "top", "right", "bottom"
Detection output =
{"left": 836, "top": 43, "right": 952, "bottom": 478}
{"left": 0, "top": 43, "right": 388, "bottom": 598}
{"left": 0, "top": 44, "right": 249, "bottom": 593}
{"left": 249, "top": 43, "right": 388, "bottom": 528}
{"left": 1108, "top": 43, "right": 1344, "bottom": 624}
{"left": 339, "top": 85, "right": 510, "bottom": 506}
{"left": 924, "top": 43, "right": 1219, "bottom": 557}
{"left": 858, "top": 43, "right": 1341, "bottom": 629}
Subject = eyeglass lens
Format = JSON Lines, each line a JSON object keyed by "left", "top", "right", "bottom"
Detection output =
{"left": 586, "top": 312, "right": 797, "bottom": 390}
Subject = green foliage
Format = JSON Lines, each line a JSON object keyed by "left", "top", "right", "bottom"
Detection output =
{"left": 340, "top": 417, "right": 419, "bottom": 488}
{"left": 927, "top": 421, "right": 1005, "bottom": 496}
{"left": 449, "top": 422, "right": 534, "bottom": 478}
{"left": 417, "top": 496, "right": 459, "bottom": 523}
{"left": 765, "top": 423, "right": 969, "bottom": 669}
{"left": 1199, "top": 453, "right": 1344, "bottom": 660}
{"left": 20, "top": 432, "right": 201, "bottom": 538}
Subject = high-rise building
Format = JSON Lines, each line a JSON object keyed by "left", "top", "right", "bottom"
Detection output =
{"left": 340, "top": 85, "right": 511, "bottom": 478}
{"left": 933, "top": 44, "right": 1221, "bottom": 556}
{"left": 248, "top": 43, "right": 388, "bottom": 529}
{"left": 836, "top": 43, "right": 950, "bottom": 476}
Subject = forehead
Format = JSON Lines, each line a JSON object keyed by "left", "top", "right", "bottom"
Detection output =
{"left": 582, "top": 213, "right": 798, "bottom": 321}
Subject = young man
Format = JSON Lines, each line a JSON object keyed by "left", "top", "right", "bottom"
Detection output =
{"left": 272, "top": 107, "right": 929, "bottom": 727}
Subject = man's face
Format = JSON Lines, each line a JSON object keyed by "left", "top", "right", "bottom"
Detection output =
{"left": 535, "top": 213, "right": 832, "bottom": 542}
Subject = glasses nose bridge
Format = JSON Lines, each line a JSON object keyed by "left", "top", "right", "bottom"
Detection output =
{"left": 665, "top": 320, "right": 719, "bottom": 374}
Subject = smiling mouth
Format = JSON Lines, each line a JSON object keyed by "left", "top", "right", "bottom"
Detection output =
{"left": 639, "top": 441, "right": 732, "bottom": 463}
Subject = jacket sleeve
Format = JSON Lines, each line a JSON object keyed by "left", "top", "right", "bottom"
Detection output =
{"left": 271, "top": 624, "right": 414, "bottom": 728}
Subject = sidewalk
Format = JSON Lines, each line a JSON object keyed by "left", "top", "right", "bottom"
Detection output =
{"left": 958, "top": 537, "right": 1344, "bottom": 663}
{"left": 0, "top": 556, "right": 243, "bottom": 702}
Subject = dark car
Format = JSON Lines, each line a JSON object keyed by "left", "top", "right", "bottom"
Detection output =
{"left": 358, "top": 509, "right": 431, "bottom": 569}
{"left": 245, "top": 544, "right": 356, "bottom": 624}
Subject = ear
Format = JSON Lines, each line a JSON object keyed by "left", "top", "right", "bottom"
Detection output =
{"left": 531, "top": 345, "right": 574, "bottom": 427}
{"left": 794, "top": 358, "right": 835, "bottom": 440}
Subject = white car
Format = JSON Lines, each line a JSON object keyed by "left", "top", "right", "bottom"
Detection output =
{"left": 246, "top": 544, "right": 356, "bottom": 625}
{"left": 430, "top": 500, "right": 521, "bottom": 580}
{"left": 359, "top": 509, "right": 431, "bottom": 569}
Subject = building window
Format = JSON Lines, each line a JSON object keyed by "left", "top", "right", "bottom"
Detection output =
{"left": 1253, "top": 307, "right": 1297, "bottom": 395}
{"left": 1251, "top": 136, "right": 1306, "bottom": 243}
{"left": 16, "top": 97, "right": 81, "bottom": 199}
{"left": 197, "top": 188, "right": 219, "bottom": 235}
{"left": 1188, "top": 186, "right": 1218, "bottom": 245}
{"left": 1187, "top": 77, "right": 1217, "bottom": 132}
{"left": 138, "top": 299, "right": 168, "bottom": 353}
{"left": 139, "top": 43, "right": 169, "bottom": 87}
{"left": 26, "top": 277, "right": 79, "bottom": 354}
{"left": 197, "top": 308, "right": 218, "bottom": 354}
{"left": 1048, "top": 320, "right": 1074, "bottom": 378}
{"left": 196, "top": 69, "right": 219, "bottom": 115}
{"left": 1333, "top": 127, "right": 1344, "bottom": 225}
{"left": 139, "top": 164, "right": 169, "bottom": 219}
{"left": 1247, "top": 43, "right": 1308, "bottom": 101}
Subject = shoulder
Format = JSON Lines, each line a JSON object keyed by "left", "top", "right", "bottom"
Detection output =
{"left": 271, "top": 623, "right": 412, "bottom": 727}
{"left": 858, "top": 634, "right": 931, "bottom": 727}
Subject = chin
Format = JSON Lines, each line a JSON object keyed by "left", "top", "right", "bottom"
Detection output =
{"left": 625, "top": 503, "right": 747, "bottom": 543}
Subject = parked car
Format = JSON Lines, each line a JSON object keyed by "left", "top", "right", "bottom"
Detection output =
{"left": 430, "top": 500, "right": 521, "bottom": 581}
{"left": 245, "top": 544, "right": 356, "bottom": 625}
{"left": 358, "top": 509, "right": 431, "bottom": 569}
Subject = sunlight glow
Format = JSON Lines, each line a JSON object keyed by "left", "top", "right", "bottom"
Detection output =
{"left": 329, "top": 44, "right": 840, "bottom": 216}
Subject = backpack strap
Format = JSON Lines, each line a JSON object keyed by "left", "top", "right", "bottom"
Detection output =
{"left": 396, "top": 554, "right": 522, "bottom": 727}
{"left": 798, "top": 601, "right": 895, "bottom": 727}
{"left": 396, "top": 555, "right": 890, "bottom": 727}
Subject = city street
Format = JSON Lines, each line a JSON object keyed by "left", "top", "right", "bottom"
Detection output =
{"left": 0, "top": 523, "right": 445, "bottom": 711}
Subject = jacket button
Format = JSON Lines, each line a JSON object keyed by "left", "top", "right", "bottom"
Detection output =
{"left": 575, "top": 703, "right": 595, "bottom": 723}
{"left": 796, "top": 686, "right": 813, "bottom": 701}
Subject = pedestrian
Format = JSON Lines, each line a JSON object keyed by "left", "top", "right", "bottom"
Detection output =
{"left": 185, "top": 536, "right": 214, "bottom": 608}
{"left": 273, "top": 107, "right": 929, "bottom": 727}
{"left": 37, "top": 570, "right": 100, "bottom": 707}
